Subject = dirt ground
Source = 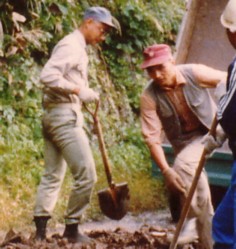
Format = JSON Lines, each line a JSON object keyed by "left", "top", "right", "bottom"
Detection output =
{"left": 0, "top": 211, "right": 203, "bottom": 249}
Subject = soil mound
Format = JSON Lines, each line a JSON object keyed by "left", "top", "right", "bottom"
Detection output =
{"left": 0, "top": 225, "right": 202, "bottom": 249}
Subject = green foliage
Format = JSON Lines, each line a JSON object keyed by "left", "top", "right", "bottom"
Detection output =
{"left": 0, "top": 0, "right": 185, "bottom": 230}
{"left": 100, "top": 0, "right": 185, "bottom": 111}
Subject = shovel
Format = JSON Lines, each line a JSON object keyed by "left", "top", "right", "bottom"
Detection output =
{"left": 84, "top": 101, "right": 130, "bottom": 220}
{"left": 169, "top": 116, "right": 218, "bottom": 249}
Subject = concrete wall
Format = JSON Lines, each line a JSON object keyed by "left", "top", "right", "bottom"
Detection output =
{"left": 174, "top": 0, "right": 235, "bottom": 153}
{"left": 175, "top": 0, "right": 235, "bottom": 71}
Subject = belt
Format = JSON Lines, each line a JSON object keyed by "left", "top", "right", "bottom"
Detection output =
{"left": 44, "top": 103, "right": 80, "bottom": 109}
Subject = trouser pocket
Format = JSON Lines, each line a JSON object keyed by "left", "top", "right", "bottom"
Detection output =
{"left": 42, "top": 108, "right": 79, "bottom": 139}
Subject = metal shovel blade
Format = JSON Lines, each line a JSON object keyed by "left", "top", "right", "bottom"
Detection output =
{"left": 97, "top": 182, "right": 130, "bottom": 220}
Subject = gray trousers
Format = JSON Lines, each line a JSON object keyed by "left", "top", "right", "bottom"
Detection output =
{"left": 34, "top": 104, "right": 97, "bottom": 224}
{"left": 173, "top": 136, "right": 214, "bottom": 249}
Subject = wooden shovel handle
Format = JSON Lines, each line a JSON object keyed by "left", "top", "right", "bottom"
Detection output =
{"left": 169, "top": 116, "right": 218, "bottom": 249}
{"left": 84, "top": 102, "right": 114, "bottom": 187}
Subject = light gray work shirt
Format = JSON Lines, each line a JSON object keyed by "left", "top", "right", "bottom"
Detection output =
{"left": 40, "top": 30, "right": 88, "bottom": 107}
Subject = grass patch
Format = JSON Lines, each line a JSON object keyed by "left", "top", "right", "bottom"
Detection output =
{"left": 0, "top": 137, "right": 167, "bottom": 231}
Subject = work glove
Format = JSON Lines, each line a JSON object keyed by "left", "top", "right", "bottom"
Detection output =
{"left": 79, "top": 87, "right": 99, "bottom": 103}
{"left": 162, "top": 167, "right": 186, "bottom": 195}
{"left": 201, "top": 126, "right": 227, "bottom": 156}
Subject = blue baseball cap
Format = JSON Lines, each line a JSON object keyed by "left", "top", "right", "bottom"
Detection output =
{"left": 84, "top": 6, "right": 116, "bottom": 29}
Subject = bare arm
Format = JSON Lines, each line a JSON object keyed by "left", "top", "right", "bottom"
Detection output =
{"left": 192, "top": 64, "right": 227, "bottom": 88}
{"left": 140, "top": 91, "right": 170, "bottom": 171}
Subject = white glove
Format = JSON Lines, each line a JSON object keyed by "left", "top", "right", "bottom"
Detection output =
{"left": 201, "top": 126, "right": 227, "bottom": 155}
{"left": 78, "top": 88, "right": 99, "bottom": 103}
{"left": 162, "top": 167, "right": 186, "bottom": 195}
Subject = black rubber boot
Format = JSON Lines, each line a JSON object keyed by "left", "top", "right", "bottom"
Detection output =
{"left": 63, "top": 223, "right": 92, "bottom": 244}
{"left": 34, "top": 216, "right": 50, "bottom": 241}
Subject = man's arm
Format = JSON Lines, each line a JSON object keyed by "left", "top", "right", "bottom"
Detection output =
{"left": 192, "top": 64, "right": 228, "bottom": 153}
{"left": 192, "top": 64, "right": 227, "bottom": 89}
{"left": 140, "top": 93, "right": 168, "bottom": 169}
{"left": 41, "top": 41, "right": 99, "bottom": 102}
{"left": 40, "top": 42, "right": 83, "bottom": 95}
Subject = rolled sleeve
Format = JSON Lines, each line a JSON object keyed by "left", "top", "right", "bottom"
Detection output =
{"left": 140, "top": 92, "right": 164, "bottom": 148}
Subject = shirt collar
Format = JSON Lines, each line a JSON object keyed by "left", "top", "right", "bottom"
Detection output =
{"left": 73, "top": 29, "right": 86, "bottom": 49}
{"left": 175, "top": 68, "right": 187, "bottom": 86}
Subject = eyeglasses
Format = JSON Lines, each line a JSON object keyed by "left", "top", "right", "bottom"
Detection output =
{"left": 94, "top": 21, "right": 109, "bottom": 36}
{"left": 99, "top": 27, "right": 108, "bottom": 36}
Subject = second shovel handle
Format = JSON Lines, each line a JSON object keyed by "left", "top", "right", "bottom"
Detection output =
{"left": 94, "top": 115, "right": 113, "bottom": 186}
{"left": 84, "top": 102, "right": 113, "bottom": 187}
{"left": 169, "top": 116, "right": 218, "bottom": 249}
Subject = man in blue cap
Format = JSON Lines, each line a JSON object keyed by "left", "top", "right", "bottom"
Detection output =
{"left": 33, "top": 6, "right": 118, "bottom": 244}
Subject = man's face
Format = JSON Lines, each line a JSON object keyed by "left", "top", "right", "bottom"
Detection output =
{"left": 146, "top": 60, "right": 177, "bottom": 89}
{"left": 227, "top": 29, "right": 236, "bottom": 49}
{"left": 86, "top": 19, "right": 110, "bottom": 45}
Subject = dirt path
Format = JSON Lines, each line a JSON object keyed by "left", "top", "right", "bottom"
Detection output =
{"left": 0, "top": 210, "right": 202, "bottom": 248}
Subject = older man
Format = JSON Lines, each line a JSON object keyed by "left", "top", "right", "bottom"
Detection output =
{"left": 140, "top": 44, "right": 226, "bottom": 249}
{"left": 33, "top": 6, "right": 118, "bottom": 244}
